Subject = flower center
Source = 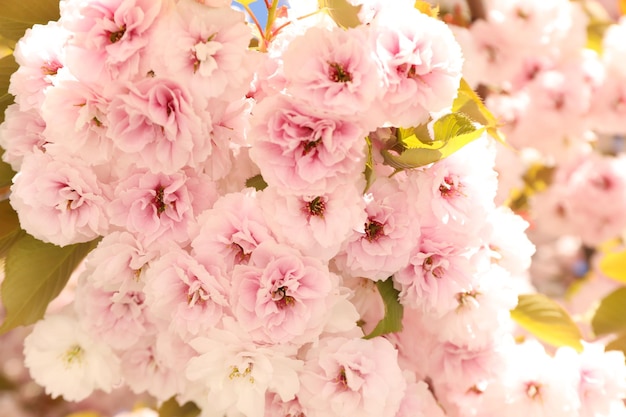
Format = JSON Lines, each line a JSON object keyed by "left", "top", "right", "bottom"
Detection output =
{"left": 525, "top": 382, "right": 542, "bottom": 399}
{"left": 153, "top": 185, "right": 166, "bottom": 217}
{"left": 328, "top": 62, "right": 352, "bottom": 83}
{"left": 187, "top": 281, "right": 210, "bottom": 307}
{"left": 364, "top": 219, "right": 385, "bottom": 242}
{"left": 273, "top": 286, "right": 295, "bottom": 309}
{"left": 303, "top": 196, "right": 326, "bottom": 218}
{"left": 193, "top": 34, "right": 222, "bottom": 76}
{"left": 61, "top": 344, "right": 84, "bottom": 368}
{"left": 439, "top": 175, "right": 463, "bottom": 198}
{"left": 335, "top": 366, "right": 349, "bottom": 390}
{"left": 229, "top": 363, "right": 255, "bottom": 384}
{"left": 108, "top": 25, "right": 126, "bottom": 43}
{"left": 41, "top": 61, "right": 63, "bottom": 76}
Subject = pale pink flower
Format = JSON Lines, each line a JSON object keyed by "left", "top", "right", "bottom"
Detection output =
{"left": 62, "top": 0, "right": 163, "bottom": 83}
{"left": 298, "top": 336, "right": 406, "bottom": 417}
{"left": 143, "top": 247, "right": 228, "bottom": 338}
{"left": 185, "top": 320, "right": 302, "bottom": 417}
{"left": 191, "top": 190, "right": 275, "bottom": 272}
{"left": 334, "top": 177, "right": 420, "bottom": 281}
{"left": 41, "top": 77, "right": 113, "bottom": 165}
{"left": 394, "top": 237, "right": 476, "bottom": 317}
{"left": 82, "top": 231, "right": 159, "bottom": 296}
{"left": 107, "top": 169, "right": 215, "bottom": 246}
{"left": 282, "top": 26, "right": 384, "bottom": 127}
{"left": 372, "top": 7, "right": 463, "bottom": 127}
{"left": 0, "top": 104, "right": 47, "bottom": 171}
{"left": 259, "top": 184, "right": 367, "bottom": 261}
{"left": 396, "top": 377, "right": 445, "bottom": 417}
{"left": 482, "top": 340, "right": 581, "bottom": 417}
{"left": 9, "top": 22, "right": 68, "bottom": 111}
{"left": 23, "top": 312, "right": 121, "bottom": 402}
{"left": 231, "top": 241, "right": 335, "bottom": 345}
{"left": 249, "top": 94, "right": 367, "bottom": 195}
{"left": 10, "top": 151, "right": 108, "bottom": 246}
{"left": 148, "top": 1, "right": 258, "bottom": 102}
{"left": 105, "top": 77, "right": 208, "bottom": 174}
{"left": 120, "top": 333, "right": 195, "bottom": 401}
{"left": 560, "top": 343, "right": 626, "bottom": 417}
{"left": 74, "top": 275, "right": 154, "bottom": 350}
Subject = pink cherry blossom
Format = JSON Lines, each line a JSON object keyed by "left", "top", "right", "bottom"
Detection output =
{"left": 9, "top": 22, "right": 68, "bottom": 111}
{"left": 105, "top": 77, "right": 208, "bottom": 174}
{"left": 249, "top": 94, "right": 367, "bottom": 195}
{"left": 61, "top": 0, "right": 163, "bottom": 84}
{"left": 282, "top": 25, "right": 384, "bottom": 127}
{"left": 259, "top": 184, "right": 367, "bottom": 261}
{"left": 334, "top": 177, "right": 420, "bottom": 281}
{"left": 10, "top": 151, "right": 109, "bottom": 246}
{"left": 298, "top": 336, "right": 406, "bottom": 417}
{"left": 143, "top": 247, "right": 228, "bottom": 338}
{"left": 372, "top": 7, "right": 463, "bottom": 128}
{"left": 0, "top": 104, "right": 47, "bottom": 171}
{"left": 107, "top": 169, "right": 215, "bottom": 245}
{"left": 231, "top": 241, "right": 335, "bottom": 345}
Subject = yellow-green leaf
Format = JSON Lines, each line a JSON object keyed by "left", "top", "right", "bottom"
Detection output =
{"left": 0, "top": 235, "right": 99, "bottom": 334}
{"left": 382, "top": 113, "right": 485, "bottom": 170}
{"left": 0, "top": 0, "right": 60, "bottom": 42}
{"left": 591, "top": 286, "right": 626, "bottom": 337}
{"left": 318, "top": 0, "right": 362, "bottom": 28}
{"left": 0, "top": 200, "right": 23, "bottom": 258}
{"left": 511, "top": 293, "right": 584, "bottom": 352}
{"left": 452, "top": 78, "right": 505, "bottom": 144}
{"left": 363, "top": 135, "right": 375, "bottom": 193}
{"left": 363, "top": 278, "right": 404, "bottom": 339}
{"left": 0, "top": 54, "right": 18, "bottom": 124}
{"left": 605, "top": 331, "right": 626, "bottom": 357}
{"left": 414, "top": 0, "right": 439, "bottom": 17}
{"left": 599, "top": 249, "right": 626, "bottom": 284}
{"left": 158, "top": 398, "right": 201, "bottom": 417}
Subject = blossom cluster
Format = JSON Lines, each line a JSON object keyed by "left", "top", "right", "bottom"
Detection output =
{"left": 1, "top": 1, "right": 626, "bottom": 417}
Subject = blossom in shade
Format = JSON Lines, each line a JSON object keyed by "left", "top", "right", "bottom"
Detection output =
{"left": 10, "top": 151, "right": 109, "bottom": 246}
{"left": 185, "top": 319, "right": 302, "bottom": 417}
{"left": 231, "top": 241, "right": 334, "bottom": 345}
{"left": 0, "top": 104, "right": 47, "bottom": 171}
{"left": 298, "top": 336, "right": 406, "bottom": 417}
{"left": 143, "top": 247, "right": 228, "bottom": 338}
{"left": 23, "top": 312, "right": 121, "bottom": 402}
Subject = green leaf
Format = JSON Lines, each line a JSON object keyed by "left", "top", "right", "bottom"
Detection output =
{"left": 605, "top": 331, "right": 626, "bottom": 357}
{"left": 318, "top": 0, "right": 362, "bottom": 28}
{"left": 158, "top": 398, "right": 201, "bottom": 417}
{"left": 599, "top": 249, "right": 626, "bottom": 284}
{"left": 0, "top": 0, "right": 60, "bottom": 42}
{"left": 510, "top": 293, "right": 584, "bottom": 352}
{"left": 363, "top": 278, "right": 404, "bottom": 339}
{"left": 591, "top": 287, "right": 626, "bottom": 337}
{"left": 382, "top": 113, "right": 485, "bottom": 170}
{"left": 0, "top": 199, "right": 23, "bottom": 258}
{"left": 245, "top": 174, "right": 268, "bottom": 191}
{"left": 0, "top": 53, "right": 18, "bottom": 125}
{"left": 452, "top": 78, "right": 505, "bottom": 144}
{"left": 363, "top": 135, "right": 375, "bottom": 193}
{"left": 0, "top": 235, "right": 99, "bottom": 334}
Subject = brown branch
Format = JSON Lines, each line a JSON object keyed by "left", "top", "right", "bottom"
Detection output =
{"left": 466, "top": 0, "right": 487, "bottom": 22}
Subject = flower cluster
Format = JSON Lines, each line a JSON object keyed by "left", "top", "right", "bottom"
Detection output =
{"left": 1, "top": 1, "right": 626, "bottom": 417}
